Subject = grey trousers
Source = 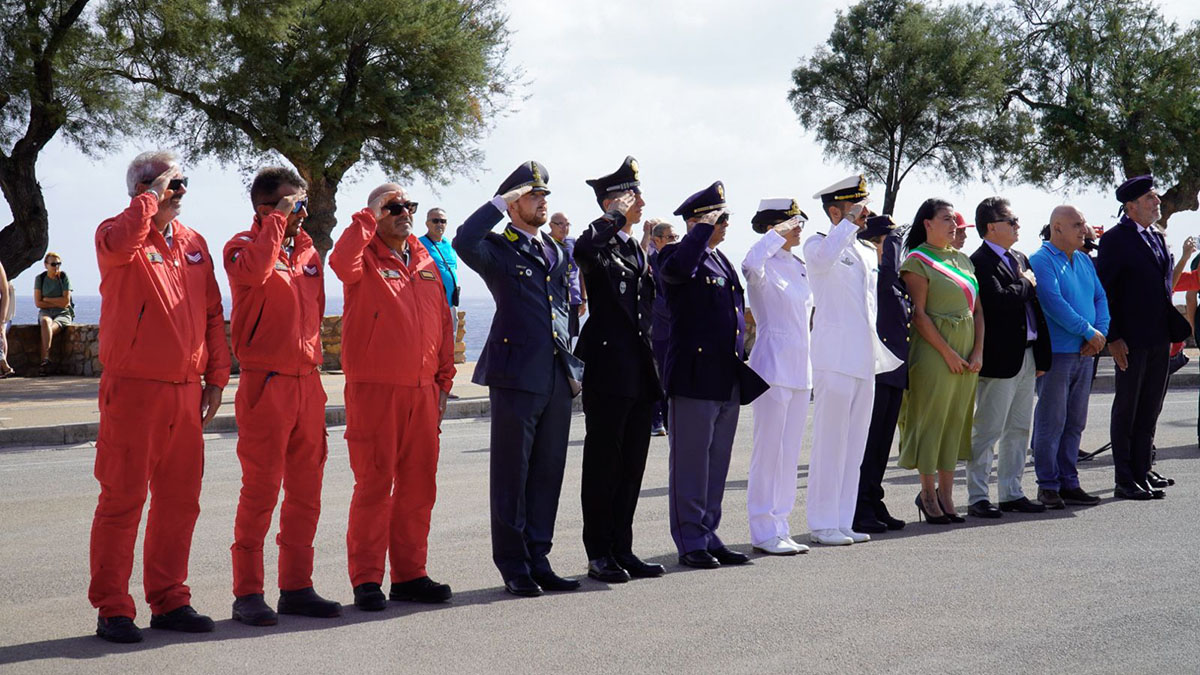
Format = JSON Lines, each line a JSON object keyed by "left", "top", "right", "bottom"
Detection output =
{"left": 667, "top": 388, "right": 740, "bottom": 555}
{"left": 968, "top": 347, "right": 1035, "bottom": 504}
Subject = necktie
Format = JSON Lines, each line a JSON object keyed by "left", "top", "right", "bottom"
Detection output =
{"left": 1143, "top": 230, "right": 1164, "bottom": 265}
{"left": 1006, "top": 251, "right": 1038, "bottom": 340}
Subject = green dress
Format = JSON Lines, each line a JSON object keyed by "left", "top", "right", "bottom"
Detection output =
{"left": 897, "top": 245, "right": 979, "bottom": 474}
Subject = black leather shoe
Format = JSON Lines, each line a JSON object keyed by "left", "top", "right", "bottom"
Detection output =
{"left": 390, "top": 576, "right": 452, "bottom": 603}
{"left": 149, "top": 605, "right": 215, "bottom": 633}
{"left": 587, "top": 556, "right": 631, "bottom": 583}
{"left": 1114, "top": 484, "right": 1152, "bottom": 501}
{"left": 613, "top": 552, "right": 665, "bottom": 578}
{"left": 1136, "top": 482, "right": 1166, "bottom": 499}
{"left": 708, "top": 545, "right": 750, "bottom": 566}
{"left": 1146, "top": 471, "right": 1173, "bottom": 488}
{"left": 232, "top": 593, "right": 278, "bottom": 626}
{"left": 1037, "top": 489, "right": 1066, "bottom": 509}
{"left": 678, "top": 550, "right": 720, "bottom": 569}
{"left": 353, "top": 582, "right": 387, "bottom": 611}
{"left": 278, "top": 587, "right": 342, "bottom": 618}
{"left": 852, "top": 515, "right": 888, "bottom": 533}
{"left": 531, "top": 569, "right": 581, "bottom": 591}
{"left": 999, "top": 496, "right": 1046, "bottom": 513}
{"left": 96, "top": 615, "right": 143, "bottom": 643}
{"left": 1059, "top": 487, "right": 1101, "bottom": 505}
{"left": 874, "top": 503, "right": 905, "bottom": 530}
{"left": 968, "top": 500, "right": 1003, "bottom": 518}
{"left": 503, "top": 575, "right": 543, "bottom": 597}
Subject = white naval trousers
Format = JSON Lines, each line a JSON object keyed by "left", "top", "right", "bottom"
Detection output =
{"left": 747, "top": 384, "right": 810, "bottom": 545}
{"left": 807, "top": 370, "right": 873, "bottom": 532}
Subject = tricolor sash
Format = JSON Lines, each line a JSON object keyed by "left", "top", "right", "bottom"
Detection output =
{"left": 907, "top": 245, "right": 978, "bottom": 311}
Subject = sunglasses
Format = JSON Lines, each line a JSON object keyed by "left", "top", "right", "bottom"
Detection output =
{"left": 994, "top": 217, "right": 1019, "bottom": 226}
{"left": 383, "top": 201, "right": 419, "bottom": 215}
{"left": 292, "top": 199, "right": 307, "bottom": 214}
{"left": 168, "top": 177, "right": 189, "bottom": 191}
{"left": 716, "top": 212, "right": 730, "bottom": 225}
{"left": 430, "top": 218, "right": 448, "bottom": 224}
{"left": 47, "top": 261, "right": 62, "bottom": 267}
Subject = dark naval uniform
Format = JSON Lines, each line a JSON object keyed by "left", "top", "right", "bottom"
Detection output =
{"left": 659, "top": 181, "right": 768, "bottom": 566}
{"left": 854, "top": 221, "right": 912, "bottom": 532}
{"left": 452, "top": 161, "right": 584, "bottom": 590}
{"left": 573, "top": 157, "right": 664, "bottom": 581}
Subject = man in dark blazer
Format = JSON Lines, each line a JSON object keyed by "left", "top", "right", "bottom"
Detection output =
{"left": 853, "top": 217, "right": 911, "bottom": 533}
{"left": 659, "top": 181, "right": 769, "bottom": 570}
{"left": 573, "top": 156, "right": 665, "bottom": 584}
{"left": 967, "top": 197, "right": 1052, "bottom": 516}
{"left": 453, "top": 161, "right": 585, "bottom": 596}
{"left": 1097, "top": 175, "right": 1192, "bottom": 500}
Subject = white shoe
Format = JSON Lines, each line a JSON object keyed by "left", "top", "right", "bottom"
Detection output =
{"left": 809, "top": 529, "right": 853, "bottom": 546}
{"left": 839, "top": 528, "right": 870, "bottom": 544}
{"left": 782, "top": 535, "right": 810, "bottom": 553}
{"left": 752, "top": 536, "right": 802, "bottom": 556}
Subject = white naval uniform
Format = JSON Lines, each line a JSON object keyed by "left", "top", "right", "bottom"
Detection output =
{"left": 742, "top": 230, "right": 813, "bottom": 546}
{"left": 803, "top": 219, "right": 902, "bottom": 533}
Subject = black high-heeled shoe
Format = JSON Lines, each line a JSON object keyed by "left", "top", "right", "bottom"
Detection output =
{"left": 936, "top": 488, "right": 965, "bottom": 523}
{"left": 914, "top": 493, "right": 951, "bottom": 525}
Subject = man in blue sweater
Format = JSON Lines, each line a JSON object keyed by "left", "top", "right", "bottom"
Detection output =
{"left": 1029, "top": 206, "right": 1109, "bottom": 508}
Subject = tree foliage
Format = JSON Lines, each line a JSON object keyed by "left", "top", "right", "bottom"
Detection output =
{"left": 0, "top": 0, "right": 136, "bottom": 278}
{"left": 98, "top": 0, "right": 519, "bottom": 256}
{"left": 789, "top": 0, "right": 1026, "bottom": 217}
{"left": 1006, "top": 0, "right": 1200, "bottom": 223}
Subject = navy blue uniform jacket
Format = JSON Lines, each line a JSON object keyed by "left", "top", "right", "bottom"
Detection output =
{"left": 1097, "top": 216, "right": 1192, "bottom": 349}
{"left": 657, "top": 221, "right": 768, "bottom": 404}
{"left": 453, "top": 202, "right": 584, "bottom": 394}
{"left": 876, "top": 233, "right": 912, "bottom": 389}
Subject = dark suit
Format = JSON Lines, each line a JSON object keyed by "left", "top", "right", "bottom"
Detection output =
{"left": 649, "top": 248, "right": 671, "bottom": 428}
{"left": 658, "top": 221, "right": 768, "bottom": 554}
{"left": 453, "top": 201, "right": 584, "bottom": 581}
{"left": 1096, "top": 216, "right": 1191, "bottom": 489}
{"left": 573, "top": 213, "right": 662, "bottom": 561}
{"left": 969, "top": 243, "right": 1051, "bottom": 378}
{"left": 855, "top": 233, "right": 911, "bottom": 524}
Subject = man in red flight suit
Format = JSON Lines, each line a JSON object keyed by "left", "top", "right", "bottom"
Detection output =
{"left": 329, "top": 183, "right": 456, "bottom": 610}
{"left": 90, "top": 150, "right": 231, "bottom": 643}
{"left": 224, "top": 167, "right": 341, "bottom": 626}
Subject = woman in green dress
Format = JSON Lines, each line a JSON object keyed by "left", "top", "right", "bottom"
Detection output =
{"left": 898, "top": 199, "right": 984, "bottom": 524}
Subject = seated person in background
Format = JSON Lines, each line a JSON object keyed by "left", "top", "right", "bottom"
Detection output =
{"left": 34, "top": 251, "right": 74, "bottom": 375}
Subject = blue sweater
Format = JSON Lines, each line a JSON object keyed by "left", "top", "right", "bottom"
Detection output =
{"left": 1029, "top": 242, "right": 1110, "bottom": 353}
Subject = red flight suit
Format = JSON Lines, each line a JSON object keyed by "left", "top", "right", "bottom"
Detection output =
{"left": 90, "top": 191, "right": 231, "bottom": 619}
{"left": 224, "top": 212, "right": 327, "bottom": 597}
{"left": 328, "top": 209, "right": 455, "bottom": 586}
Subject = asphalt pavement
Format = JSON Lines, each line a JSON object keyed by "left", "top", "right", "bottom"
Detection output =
{"left": 0, "top": 390, "right": 1198, "bottom": 674}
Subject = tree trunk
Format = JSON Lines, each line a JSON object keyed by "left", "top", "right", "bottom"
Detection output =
{"left": 1158, "top": 174, "right": 1200, "bottom": 229}
{"left": 882, "top": 183, "right": 899, "bottom": 218}
{"left": 0, "top": 152, "right": 51, "bottom": 280}
{"left": 298, "top": 170, "right": 341, "bottom": 262}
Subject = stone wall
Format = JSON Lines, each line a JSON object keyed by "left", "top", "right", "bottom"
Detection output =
{"left": 3, "top": 312, "right": 469, "bottom": 377}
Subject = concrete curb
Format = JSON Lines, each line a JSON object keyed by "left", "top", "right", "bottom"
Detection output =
{"left": 0, "top": 395, "right": 585, "bottom": 451}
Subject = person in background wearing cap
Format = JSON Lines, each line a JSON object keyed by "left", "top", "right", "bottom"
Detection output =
{"left": 1097, "top": 175, "right": 1191, "bottom": 499}
{"left": 852, "top": 214, "right": 911, "bottom": 534}
{"left": 803, "top": 175, "right": 902, "bottom": 546}
{"left": 965, "top": 197, "right": 1051, "bottom": 517}
{"left": 453, "top": 161, "right": 584, "bottom": 597}
{"left": 549, "top": 213, "right": 586, "bottom": 348}
{"left": 741, "top": 199, "right": 812, "bottom": 555}
{"left": 223, "top": 167, "right": 340, "bottom": 626}
{"left": 573, "top": 156, "right": 665, "bottom": 583}
{"left": 330, "top": 182, "right": 456, "bottom": 610}
{"left": 659, "top": 181, "right": 768, "bottom": 569}
{"left": 898, "top": 198, "right": 983, "bottom": 525}
{"left": 645, "top": 218, "right": 678, "bottom": 437}
{"left": 90, "top": 150, "right": 231, "bottom": 643}
{"left": 1029, "top": 206, "right": 1108, "bottom": 509}
{"left": 952, "top": 211, "right": 970, "bottom": 250}
{"left": 420, "top": 207, "right": 462, "bottom": 379}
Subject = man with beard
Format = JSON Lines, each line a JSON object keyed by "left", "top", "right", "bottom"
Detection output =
{"left": 573, "top": 156, "right": 664, "bottom": 583}
{"left": 453, "top": 161, "right": 584, "bottom": 596}
{"left": 90, "top": 150, "right": 231, "bottom": 643}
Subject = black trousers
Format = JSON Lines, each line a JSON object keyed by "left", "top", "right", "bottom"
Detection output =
{"left": 488, "top": 367, "right": 573, "bottom": 581}
{"left": 580, "top": 387, "right": 655, "bottom": 560}
{"left": 855, "top": 382, "right": 904, "bottom": 518}
{"left": 1111, "top": 345, "right": 1169, "bottom": 489}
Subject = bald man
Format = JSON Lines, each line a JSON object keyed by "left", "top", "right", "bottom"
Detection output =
{"left": 549, "top": 212, "right": 585, "bottom": 344}
{"left": 329, "top": 183, "right": 456, "bottom": 609}
{"left": 1029, "top": 206, "right": 1108, "bottom": 508}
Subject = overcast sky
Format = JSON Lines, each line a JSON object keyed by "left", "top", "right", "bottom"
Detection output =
{"left": 7, "top": 0, "right": 1200, "bottom": 299}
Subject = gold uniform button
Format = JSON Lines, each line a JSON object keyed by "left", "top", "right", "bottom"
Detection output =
{"left": 545, "top": 275, "right": 551, "bottom": 282}
{"left": 503, "top": 338, "right": 509, "bottom": 343}
{"left": 906, "top": 336, "right": 910, "bottom": 342}
{"left": 551, "top": 313, "right": 557, "bottom": 320}
{"left": 736, "top": 329, "right": 740, "bottom": 336}
{"left": 548, "top": 295, "right": 553, "bottom": 301}
{"left": 553, "top": 331, "right": 559, "bottom": 338}
{"left": 697, "top": 347, "right": 703, "bottom": 353}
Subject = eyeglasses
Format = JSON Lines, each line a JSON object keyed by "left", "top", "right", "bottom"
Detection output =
{"left": 994, "top": 217, "right": 1019, "bottom": 226}
{"left": 657, "top": 234, "right": 680, "bottom": 243}
{"left": 47, "top": 261, "right": 62, "bottom": 267}
{"left": 383, "top": 201, "right": 419, "bottom": 215}
{"left": 430, "top": 218, "right": 448, "bottom": 225}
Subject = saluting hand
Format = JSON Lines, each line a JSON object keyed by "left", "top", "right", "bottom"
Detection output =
{"left": 369, "top": 190, "right": 404, "bottom": 220}
{"left": 846, "top": 201, "right": 869, "bottom": 228}
{"left": 607, "top": 190, "right": 637, "bottom": 217}
{"left": 773, "top": 216, "right": 805, "bottom": 236}
{"left": 148, "top": 167, "right": 182, "bottom": 203}
{"left": 500, "top": 184, "right": 533, "bottom": 206}
{"left": 275, "top": 190, "right": 307, "bottom": 215}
